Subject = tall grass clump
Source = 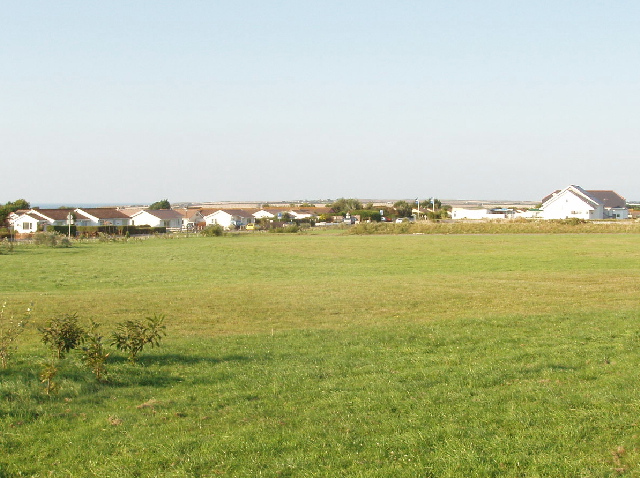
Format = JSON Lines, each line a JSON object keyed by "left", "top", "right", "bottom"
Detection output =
{"left": 0, "top": 302, "right": 31, "bottom": 368}
{"left": 0, "top": 238, "right": 14, "bottom": 254}
{"left": 268, "top": 224, "right": 302, "bottom": 233}
{"left": 201, "top": 224, "right": 225, "bottom": 237}
{"left": 33, "top": 231, "right": 72, "bottom": 247}
{"left": 349, "top": 219, "right": 640, "bottom": 235}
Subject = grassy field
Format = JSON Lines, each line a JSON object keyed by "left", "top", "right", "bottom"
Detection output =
{"left": 2, "top": 232, "right": 640, "bottom": 476}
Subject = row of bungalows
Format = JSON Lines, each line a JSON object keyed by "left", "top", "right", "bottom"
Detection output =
{"left": 177, "top": 207, "right": 336, "bottom": 230}
{"left": 8, "top": 206, "right": 337, "bottom": 234}
{"left": 9, "top": 207, "right": 184, "bottom": 234}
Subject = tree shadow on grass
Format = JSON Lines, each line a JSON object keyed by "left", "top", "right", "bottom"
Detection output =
{"left": 107, "top": 352, "right": 252, "bottom": 367}
{"left": 99, "top": 353, "right": 252, "bottom": 388}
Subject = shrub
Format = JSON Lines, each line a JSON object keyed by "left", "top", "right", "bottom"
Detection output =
{"left": 40, "top": 359, "right": 59, "bottom": 395}
{"left": 39, "top": 314, "right": 86, "bottom": 359}
{"left": 0, "top": 239, "right": 14, "bottom": 255}
{"left": 201, "top": 224, "right": 224, "bottom": 237}
{"left": 268, "top": 224, "right": 301, "bottom": 234}
{"left": 111, "top": 314, "right": 166, "bottom": 363}
{"left": 81, "top": 321, "right": 109, "bottom": 381}
{"left": 33, "top": 232, "right": 61, "bottom": 247}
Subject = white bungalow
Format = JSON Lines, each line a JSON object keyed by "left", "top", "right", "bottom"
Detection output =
{"left": 11, "top": 212, "right": 46, "bottom": 234}
{"left": 202, "top": 209, "right": 254, "bottom": 230}
{"left": 129, "top": 209, "right": 183, "bottom": 230}
{"left": 539, "top": 186, "right": 627, "bottom": 220}
{"left": 174, "top": 208, "right": 205, "bottom": 230}
{"left": 74, "top": 208, "right": 131, "bottom": 227}
{"left": 11, "top": 209, "right": 78, "bottom": 233}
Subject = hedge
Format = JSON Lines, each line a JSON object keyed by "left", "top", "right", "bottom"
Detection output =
{"left": 50, "top": 225, "right": 167, "bottom": 236}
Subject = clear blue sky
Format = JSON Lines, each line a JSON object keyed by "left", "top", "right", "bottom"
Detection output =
{"left": 2, "top": 1, "right": 639, "bottom": 204}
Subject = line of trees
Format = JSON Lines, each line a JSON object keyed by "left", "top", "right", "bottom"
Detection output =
{"left": 326, "top": 198, "right": 449, "bottom": 221}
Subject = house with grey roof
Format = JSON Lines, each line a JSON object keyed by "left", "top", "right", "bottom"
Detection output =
{"left": 540, "top": 185, "right": 628, "bottom": 220}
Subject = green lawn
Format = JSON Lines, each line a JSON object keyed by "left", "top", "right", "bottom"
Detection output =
{"left": 2, "top": 233, "right": 640, "bottom": 476}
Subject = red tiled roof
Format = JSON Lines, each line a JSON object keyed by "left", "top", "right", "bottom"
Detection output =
{"left": 30, "top": 209, "right": 81, "bottom": 221}
{"left": 76, "top": 208, "right": 130, "bottom": 219}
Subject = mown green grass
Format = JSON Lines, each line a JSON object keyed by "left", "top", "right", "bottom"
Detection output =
{"left": 2, "top": 233, "right": 640, "bottom": 476}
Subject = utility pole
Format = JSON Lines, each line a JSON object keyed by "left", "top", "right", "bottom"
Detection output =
{"left": 67, "top": 212, "right": 73, "bottom": 238}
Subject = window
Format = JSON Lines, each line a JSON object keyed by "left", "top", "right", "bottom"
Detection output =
{"left": 23, "top": 222, "right": 32, "bottom": 230}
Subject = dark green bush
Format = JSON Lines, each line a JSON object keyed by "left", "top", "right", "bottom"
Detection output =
{"left": 111, "top": 315, "right": 166, "bottom": 363}
{"left": 39, "top": 314, "right": 86, "bottom": 359}
{"left": 269, "top": 224, "right": 301, "bottom": 233}
{"left": 76, "top": 225, "right": 167, "bottom": 237}
{"left": 201, "top": 224, "right": 224, "bottom": 237}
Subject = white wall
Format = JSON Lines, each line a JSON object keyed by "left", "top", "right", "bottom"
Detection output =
{"left": 12, "top": 214, "right": 40, "bottom": 233}
{"left": 253, "top": 210, "right": 275, "bottom": 219}
{"left": 607, "top": 208, "right": 629, "bottom": 219}
{"left": 451, "top": 208, "right": 506, "bottom": 220}
{"left": 205, "top": 211, "right": 251, "bottom": 229}
{"left": 204, "top": 211, "right": 234, "bottom": 229}
{"left": 130, "top": 211, "right": 163, "bottom": 227}
{"left": 541, "top": 192, "right": 603, "bottom": 219}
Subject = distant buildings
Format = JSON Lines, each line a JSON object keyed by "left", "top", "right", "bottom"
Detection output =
{"left": 451, "top": 185, "right": 629, "bottom": 221}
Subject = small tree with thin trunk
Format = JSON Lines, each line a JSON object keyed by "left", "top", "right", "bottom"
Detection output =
{"left": 81, "top": 321, "right": 109, "bottom": 381}
{"left": 111, "top": 315, "right": 166, "bottom": 363}
{"left": 39, "top": 314, "right": 85, "bottom": 359}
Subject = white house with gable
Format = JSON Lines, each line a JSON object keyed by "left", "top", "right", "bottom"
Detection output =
{"left": 129, "top": 209, "right": 183, "bottom": 229}
{"left": 540, "top": 185, "right": 627, "bottom": 220}
{"left": 203, "top": 209, "right": 254, "bottom": 229}
{"left": 74, "top": 208, "right": 131, "bottom": 227}
{"left": 11, "top": 209, "right": 78, "bottom": 234}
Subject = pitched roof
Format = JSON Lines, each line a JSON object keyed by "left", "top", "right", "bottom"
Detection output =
{"left": 75, "top": 208, "right": 130, "bottom": 219}
{"left": 207, "top": 208, "right": 256, "bottom": 218}
{"left": 140, "top": 209, "right": 183, "bottom": 219}
{"left": 30, "top": 208, "right": 85, "bottom": 221}
{"left": 117, "top": 208, "right": 145, "bottom": 217}
{"left": 542, "top": 186, "right": 626, "bottom": 210}
{"left": 541, "top": 190, "right": 560, "bottom": 204}
{"left": 198, "top": 208, "right": 221, "bottom": 217}
{"left": 541, "top": 185, "right": 602, "bottom": 210}
{"left": 173, "top": 208, "right": 204, "bottom": 219}
{"left": 15, "top": 212, "right": 43, "bottom": 221}
{"left": 585, "top": 190, "right": 626, "bottom": 209}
